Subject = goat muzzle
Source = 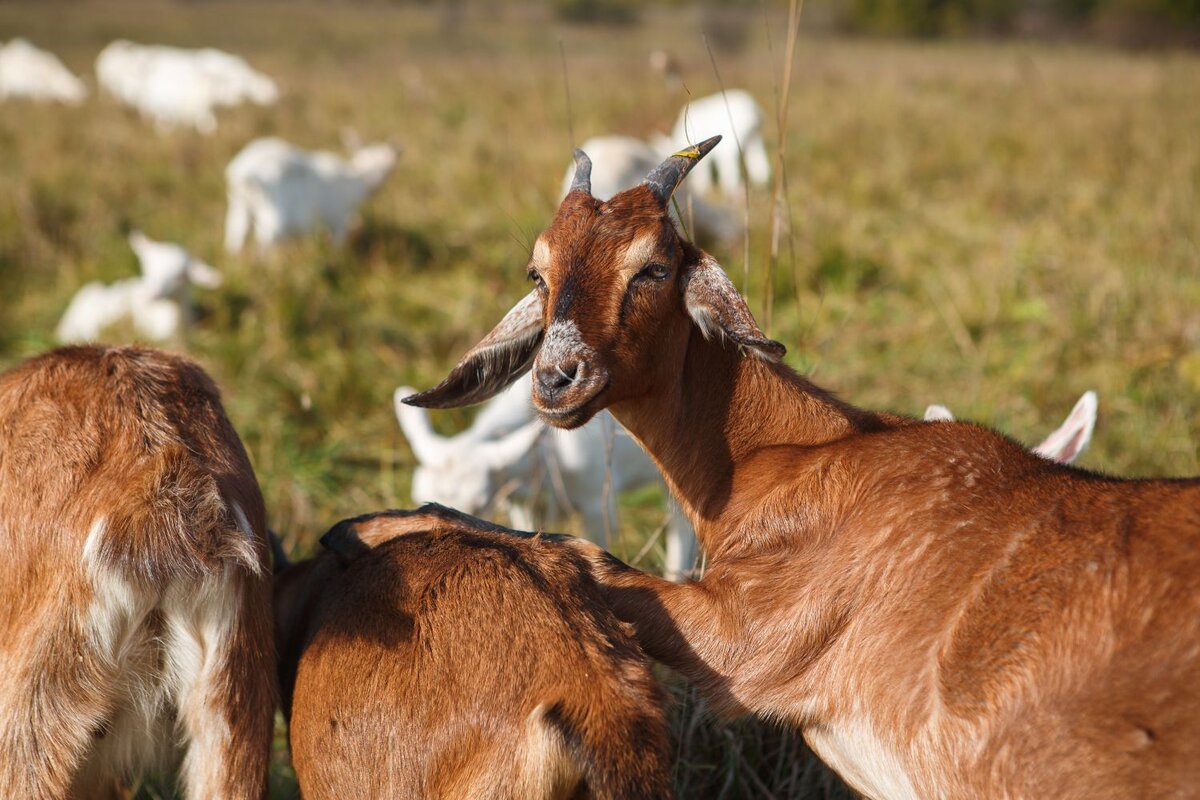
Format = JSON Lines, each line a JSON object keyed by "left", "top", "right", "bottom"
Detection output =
{"left": 532, "top": 361, "right": 609, "bottom": 429}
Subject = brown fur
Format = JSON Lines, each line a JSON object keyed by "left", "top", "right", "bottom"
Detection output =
{"left": 408, "top": 166, "right": 1200, "bottom": 798}
{"left": 0, "top": 345, "right": 273, "bottom": 799}
{"left": 275, "top": 504, "right": 673, "bottom": 800}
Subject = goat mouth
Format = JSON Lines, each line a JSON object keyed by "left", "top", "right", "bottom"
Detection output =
{"left": 534, "top": 381, "right": 609, "bottom": 429}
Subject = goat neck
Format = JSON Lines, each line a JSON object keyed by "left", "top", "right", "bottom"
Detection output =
{"left": 609, "top": 326, "right": 889, "bottom": 557}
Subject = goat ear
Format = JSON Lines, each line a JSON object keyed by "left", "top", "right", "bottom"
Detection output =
{"left": 394, "top": 387, "right": 454, "bottom": 466}
{"left": 1033, "top": 390, "right": 1097, "bottom": 464}
{"left": 924, "top": 404, "right": 955, "bottom": 422}
{"left": 405, "top": 291, "right": 544, "bottom": 409}
{"left": 681, "top": 252, "right": 786, "bottom": 362}
{"left": 319, "top": 518, "right": 372, "bottom": 564}
{"left": 320, "top": 504, "right": 513, "bottom": 564}
{"left": 479, "top": 419, "right": 544, "bottom": 469}
{"left": 320, "top": 513, "right": 418, "bottom": 563}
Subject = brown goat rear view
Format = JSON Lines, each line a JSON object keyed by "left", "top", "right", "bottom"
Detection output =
{"left": 406, "top": 140, "right": 1200, "bottom": 798}
{"left": 275, "top": 504, "right": 673, "bottom": 800}
{"left": 0, "top": 346, "right": 274, "bottom": 798}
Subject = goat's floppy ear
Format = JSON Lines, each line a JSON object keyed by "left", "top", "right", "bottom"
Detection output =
{"left": 681, "top": 252, "right": 786, "bottom": 362}
{"left": 320, "top": 518, "right": 372, "bottom": 565}
{"left": 405, "top": 290, "right": 544, "bottom": 409}
{"left": 319, "top": 511, "right": 424, "bottom": 564}
{"left": 320, "top": 504, "right": 513, "bottom": 565}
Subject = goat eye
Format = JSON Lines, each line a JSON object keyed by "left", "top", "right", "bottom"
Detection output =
{"left": 527, "top": 269, "right": 546, "bottom": 291}
{"left": 636, "top": 263, "right": 670, "bottom": 282}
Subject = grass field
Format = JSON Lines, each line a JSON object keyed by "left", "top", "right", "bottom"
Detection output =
{"left": 1, "top": 1, "right": 1198, "bottom": 796}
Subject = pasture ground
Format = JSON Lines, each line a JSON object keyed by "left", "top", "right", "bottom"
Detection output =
{"left": 1, "top": 1, "right": 1198, "bottom": 796}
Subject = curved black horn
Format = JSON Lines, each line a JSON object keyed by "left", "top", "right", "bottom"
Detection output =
{"left": 643, "top": 134, "right": 722, "bottom": 204}
{"left": 568, "top": 148, "right": 592, "bottom": 195}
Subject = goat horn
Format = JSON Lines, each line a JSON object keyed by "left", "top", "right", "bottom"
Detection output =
{"left": 569, "top": 148, "right": 592, "bottom": 195}
{"left": 643, "top": 134, "right": 722, "bottom": 204}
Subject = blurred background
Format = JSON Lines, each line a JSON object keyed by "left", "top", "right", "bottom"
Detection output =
{"left": 0, "top": 0, "right": 1198, "bottom": 796}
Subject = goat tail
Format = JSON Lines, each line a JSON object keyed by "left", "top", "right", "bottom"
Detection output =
{"left": 542, "top": 692, "right": 674, "bottom": 800}
{"left": 85, "top": 444, "right": 263, "bottom": 585}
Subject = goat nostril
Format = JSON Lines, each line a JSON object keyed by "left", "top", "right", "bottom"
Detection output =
{"left": 539, "top": 362, "right": 580, "bottom": 394}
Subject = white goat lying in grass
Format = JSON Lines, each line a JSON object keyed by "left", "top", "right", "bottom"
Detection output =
{"left": 224, "top": 136, "right": 398, "bottom": 253}
{"left": 925, "top": 390, "right": 1098, "bottom": 464}
{"left": 0, "top": 38, "right": 86, "bottom": 104}
{"left": 561, "top": 135, "right": 739, "bottom": 243}
{"left": 395, "top": 375, "right": 699, "bottom": 582}
{"left": 56, "top": 231, "right": 220, "bottom": 343}
{"left": 95, "top": 40, "right": 277, "bottom": 133}
{"left": 666, "top": 89, "right": 770, "bottom": 199}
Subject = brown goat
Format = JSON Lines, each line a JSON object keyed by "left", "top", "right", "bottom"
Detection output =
{"left": 274, "top": 504, "right": 673, "bottom": 800}
{"left": 406, "top": 140, "right": 1200, "bottom": 799}
{"left": 0, "top": 345, "right": 274, "bottom": 798}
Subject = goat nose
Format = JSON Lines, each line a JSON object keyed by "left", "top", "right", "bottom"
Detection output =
{"left": 537, "top": 361, "right": 580, "bottom": 395}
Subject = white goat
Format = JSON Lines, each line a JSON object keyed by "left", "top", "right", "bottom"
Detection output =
{"left": 95, "top": 40, "right": 277, "bottom": 133}
{"left": 561, "top": 135, "right": 739, "bottom": 243}
{"left": 395, "top": 375, "right": 699, "bottom": 582}
{"left": 224, "top": 136, "right": 398, "bottom": 253}
{"left": 56, "top": 231, "right": 220, "bottom": 343}
{"left": 667, "top": 89, "right": 769, "bottom": 199}
{"left": 924, "top": 390, "right": 1098, "bottom": 464}
{"left": 0, "top": 38, "right": 86, "bottom": 105}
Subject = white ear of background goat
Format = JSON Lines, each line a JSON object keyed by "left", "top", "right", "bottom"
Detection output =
{"left": 56, "top": 232, "right": 220, "bottom": 343}
{"left": 668, "top": 89, "right": 770, "bottom": 199}
{"left": 394, "top": 376, "right": 699, "bottom": 582}
{"left": 924, "top": 390, "right": 1098, "bottom": 465}
{"left": 559, "top": 136, "right": 740, "bottom": 244}
{"left": 95, "top": 40, "right": 277, "bottom": 133}
{"left": 224, "top": 136, "right": 398, "bottom": 253}
{"left": 0, "top": 39, "right": 87, "bottom": 105}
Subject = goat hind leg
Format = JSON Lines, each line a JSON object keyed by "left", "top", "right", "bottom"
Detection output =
{"left": 0, "top": 656, "right": 121, "bottom": 798}
{"left": 167, "top": 572, "right": 273, "bottom": 800}
{"left": 0, "top": 701, "right": 92, "bottom": 798}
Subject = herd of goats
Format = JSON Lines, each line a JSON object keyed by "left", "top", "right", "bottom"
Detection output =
{"left": 2, "top": 29, "right": 1199, "bottom": 800}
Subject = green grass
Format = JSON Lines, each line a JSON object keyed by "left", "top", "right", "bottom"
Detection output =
{"left": 1, "top": 1, "right": 1198, "bottom": 797}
